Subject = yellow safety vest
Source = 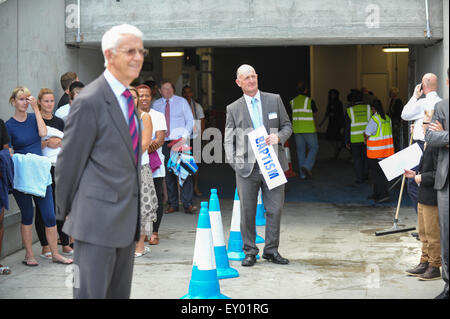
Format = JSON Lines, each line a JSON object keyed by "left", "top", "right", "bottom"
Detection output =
{"left": 367, "top": 114, "right": 394, "bottom": 159}
{"left": 291, "top": 94, "right": 316, "bottom": 133}
{"left": 347, "top": 104, "right": 371, "bottom": 143}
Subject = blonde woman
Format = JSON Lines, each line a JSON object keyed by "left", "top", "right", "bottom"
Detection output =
{"left": 5, "top": 86, "right": 72, "bottom": 266}
{"left": 131, "top": 87, "right": 158, "bottom": 257}
{"left": 34, "top": 88, "right": 73, "bottom": 260}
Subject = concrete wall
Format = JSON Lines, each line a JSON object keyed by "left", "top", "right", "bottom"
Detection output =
{"left": 0, "top": 0, "right": 104, "bottom": 257}
{"left": 65, "top": 0, "right": 444, "bottom": 47}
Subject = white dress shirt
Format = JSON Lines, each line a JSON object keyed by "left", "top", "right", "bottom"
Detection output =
{"left": 401, "top": 91, "right": 441, "bottom": 141}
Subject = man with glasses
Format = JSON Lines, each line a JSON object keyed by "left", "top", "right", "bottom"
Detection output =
{"left": 55, "top": 24, "right": 145, "bottom": 299}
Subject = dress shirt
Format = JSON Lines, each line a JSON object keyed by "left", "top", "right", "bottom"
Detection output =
{"left": 103, "top": 69, "right": 139, "bottom": 130}
{"left": 243, "top": 90, "right": 263, "bottom": 129}
{"left": 151, "top": 95, "right": 193, "bottom": 141}
{"left": 401, "top": 91, "right": 441, "bottom": 141}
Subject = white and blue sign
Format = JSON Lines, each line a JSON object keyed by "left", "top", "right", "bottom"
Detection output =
{"left": 248, "top": 126, "right": 287, "bottom": 190}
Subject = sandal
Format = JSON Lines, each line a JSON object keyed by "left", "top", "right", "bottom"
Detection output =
{"left": 0, "top": 264, "right": 11, "bottom": 275}
{"left": 149, "top": 234, "right": 160, "bottom": 245}
{"left": 52, "top": 257, "right": 73, "bottom": 265}
{"left": 22, "top": 258, "right": 39, "bottom": 267}
{"left": 39, "top": 252, "right": 52, "bottom": 260}
{"left": 134, "top": 246, "right": 150, "bottom": 258}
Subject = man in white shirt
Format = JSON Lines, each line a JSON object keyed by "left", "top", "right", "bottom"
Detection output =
{"left": 401, "top": 73, "right": 442, "bottom": 220}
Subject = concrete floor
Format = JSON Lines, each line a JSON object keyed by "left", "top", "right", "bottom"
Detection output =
{"left": 0, "top": 198, "right": 443, "bottom": 299}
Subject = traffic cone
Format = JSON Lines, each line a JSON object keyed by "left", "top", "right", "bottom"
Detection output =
{"left": 227, "top": 188, "right": 260, "bottom": 261}
{"left": 181, "top": 202, "right": 230, "bottom": 299}
{"left": 255, "top": 188, "right": 266, "bottom": 226}
{"left": 284, "top": 141, "right": 298, "bottom": 178}
{"left": 209, "top": 189, "right": 239, "bottom": 280}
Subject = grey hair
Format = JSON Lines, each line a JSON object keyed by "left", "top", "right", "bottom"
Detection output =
{"left": 236, "top": 64, "right": 256, "bottom": 79}
{"left": 101, "top": 24, "right": 143, "bottom": 67}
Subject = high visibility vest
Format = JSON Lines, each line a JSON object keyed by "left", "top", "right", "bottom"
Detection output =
{"left": 367, "top": 114, "right": 395, "bottom": 159}
{"left": 291, "top": 94, "right": 316, "bottom": 133}
{"left": 347, "top": 104, "right": 371, "bottom": 143}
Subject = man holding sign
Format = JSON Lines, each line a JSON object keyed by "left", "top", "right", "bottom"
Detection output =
{"left": 224, "top": 64, "right": 292, "bottom": 267}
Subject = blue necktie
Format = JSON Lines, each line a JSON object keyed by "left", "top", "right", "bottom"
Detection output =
{"left": 250, "top": 97, "right": 262, "bottom": 129}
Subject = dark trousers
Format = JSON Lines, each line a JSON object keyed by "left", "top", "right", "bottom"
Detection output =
{"left": 152, "top": 177, "right": 164, "bottom": 233}
{"left": 407, "top": 140, "right": 425, "bottom": 214}
{"left": 368, "top": 158, "right": 389, "bottom": 199}
{"left": 35, "top": 166, "right": 69, "bottom": 246}
{"left": 350, "top": 143, "right": 368, "bottom": 183}
{"left": 438, "top": 180, "right": 449, "bottom": 294}
{"left": 162, "top": 142, "right": 193, "bottom": 209}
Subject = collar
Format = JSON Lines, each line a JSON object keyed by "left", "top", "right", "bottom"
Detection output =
{"left": 425, "top": 91, "right": 438, "bottom": 98}
{"left": 243, "top": 90, "right": 261, "bottom": 105}
{"left": 103, "top": 68, "right": 127, "bottom": 98}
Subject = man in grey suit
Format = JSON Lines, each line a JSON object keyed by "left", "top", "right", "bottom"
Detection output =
{"left": 224, "top": 64, "right": 292, "bottom": 267}
{"left": 55, "top": 24, "right": 145, "bottom": 298}
{"left": 425, "top": 69, "right": 449, "bottom": 299}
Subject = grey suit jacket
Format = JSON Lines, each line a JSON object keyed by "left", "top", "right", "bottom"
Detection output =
{"left": 224, "top": 91, "right": 293, "bottom": 178}
{"left": 55, "top": 74, "right": 141, "bottom": 248}
{"left": 425, "top": 98, "right": 449, "bottom": 190}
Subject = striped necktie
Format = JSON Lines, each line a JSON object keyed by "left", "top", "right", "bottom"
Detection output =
{"left": 165, "top": 99, "right": 171, "bottom": 138}
{"left": 122, "top": 89, "right": 139, "bottom": 164}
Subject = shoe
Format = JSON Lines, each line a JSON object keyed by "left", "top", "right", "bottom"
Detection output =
{"left": 262, "top": 252, "right": 289, "bottom": 265}
{"left": 149, "top": 232, "right": 159, "bottom": 245}
{"left": 165, "top": 207, "right": 179, "bottom": 214}
{"left": 242, "top": 255, "right": 257, "bottom": 267}
{"left": 405, "top": 262, "right": 429, "bottom": 276}
{"left": 184, "top": 205, "right": 197, "bottom": 214}
{"left": 0, "top": 264, "right": 11, "bottom": 275}
{"left": 62, "top": 250, "right": 74, "bottom": 256}
{"left": 52, "top": 258, "right": 73, "bottom": 265}
{"left": 134, "top": 246, "right": 150, "bottom": 258}
{"left": 39, "top": 252, "right": 52, "bottom": 260}
{"left": 411, "top": 232, "right": 420, "bottom": 241}
{"left": 375, "top": 196, "right": 390, "bottom": 203}
{"left": 22, "top": 258, "right": 39, "bottom": 267}
{"left": 434, "top": 290, "right": 449, "bottom": 299}
{"left": 301, "top": 167, "right": 312, "bottom": 179}
{"left": 418, "top": 265, "right": 441, "bottom": 281}
{"left": 194, "top": 190, "right": 203, "bottom": 197}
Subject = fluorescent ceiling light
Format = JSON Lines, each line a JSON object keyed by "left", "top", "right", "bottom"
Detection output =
{"left": 382, "top": 47, "right": 409, "bottom": 53}
{"left": 161, "top": 51, "right": 184, "bottom": 57}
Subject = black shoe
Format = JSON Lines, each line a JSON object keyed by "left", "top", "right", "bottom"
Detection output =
{"left": 241, "top": 255, "right": 257, "bottom": 267}
{"left": 301, "top": 167, "right": 313, "bottom": 179}
{"left": 375, "top": 196, "right": 390, "bottom": 203}
{"left": 411, "top": 232, "right": 420, "bottom": 241}
{"left": 262, "top": 252, "right": 289, "bottom": 265}
{"left": 405, "top": 262, "right": 429, "bottom": 276}
{"left": 434, "top": 290, "right": 449, "bottom": 299}
{"left": 184, "top": 205, "right": 197, "bottom": 214}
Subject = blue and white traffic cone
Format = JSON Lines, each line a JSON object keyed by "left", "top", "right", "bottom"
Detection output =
{"left": 227, "top": 188, "right": 260, "bottom": 261}
{"left": 255, "top": 188, "right": 266, "bottom": 226}
{"left": 181, "top": 202, "right": 230, "bottom": 299}
{"left": 209, "top": 189, "right": 239, "bottom": 280}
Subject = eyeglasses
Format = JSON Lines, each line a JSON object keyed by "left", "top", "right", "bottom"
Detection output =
{"left": 116, "top": 48, "right": 149, "bottom": 57}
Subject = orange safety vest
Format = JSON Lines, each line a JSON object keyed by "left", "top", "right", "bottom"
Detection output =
{"left": 367, "top": 113, "right": 395, "bottom": 159}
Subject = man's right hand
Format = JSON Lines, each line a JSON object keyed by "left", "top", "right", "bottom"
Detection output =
{"left": 414, "top": 84, "right": 423, "bottom": 99}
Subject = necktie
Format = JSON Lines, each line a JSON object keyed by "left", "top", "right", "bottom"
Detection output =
{"left": 122, "top": 89, "right": 139, "bottom": 164}
{"left": 250, "top": 97, "right": 262, "bottom": 129}
{"left": 165, "top": 99, "right": 171, "bottom": 138}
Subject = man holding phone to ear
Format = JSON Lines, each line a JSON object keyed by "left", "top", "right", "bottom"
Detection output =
{"left": 401, "top": 73, "right": 442, "bottom": 225}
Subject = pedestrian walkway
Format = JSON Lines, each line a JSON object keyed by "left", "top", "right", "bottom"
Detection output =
{"left": 0, "top": 199, "right": 442, "bottom": 299}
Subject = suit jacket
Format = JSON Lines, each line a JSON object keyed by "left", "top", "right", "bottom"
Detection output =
{"left": 55, "top": 74, "right": 142, "bottom": 248}
{"left": 224, "top": 91, "right": 292, "bottom": 178}
{"left": 417, "top": 145, "right": 438, "bottom": 206}
{"left": 425, "top": 98, "right": 449, "bottom": 190}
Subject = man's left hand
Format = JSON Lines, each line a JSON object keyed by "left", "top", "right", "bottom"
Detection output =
{"left": 265, "top": 134, "right": 279, "bottom": 146}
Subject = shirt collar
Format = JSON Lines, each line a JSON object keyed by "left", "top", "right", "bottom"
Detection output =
{"left": 243, "top": 90, "right": 261, "bottom": 106}
{"left": 103, "top": 68, "right": 127, "bottom": 98}
{"left": 425, "top": 91, "right": 438, "bottom": 98}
